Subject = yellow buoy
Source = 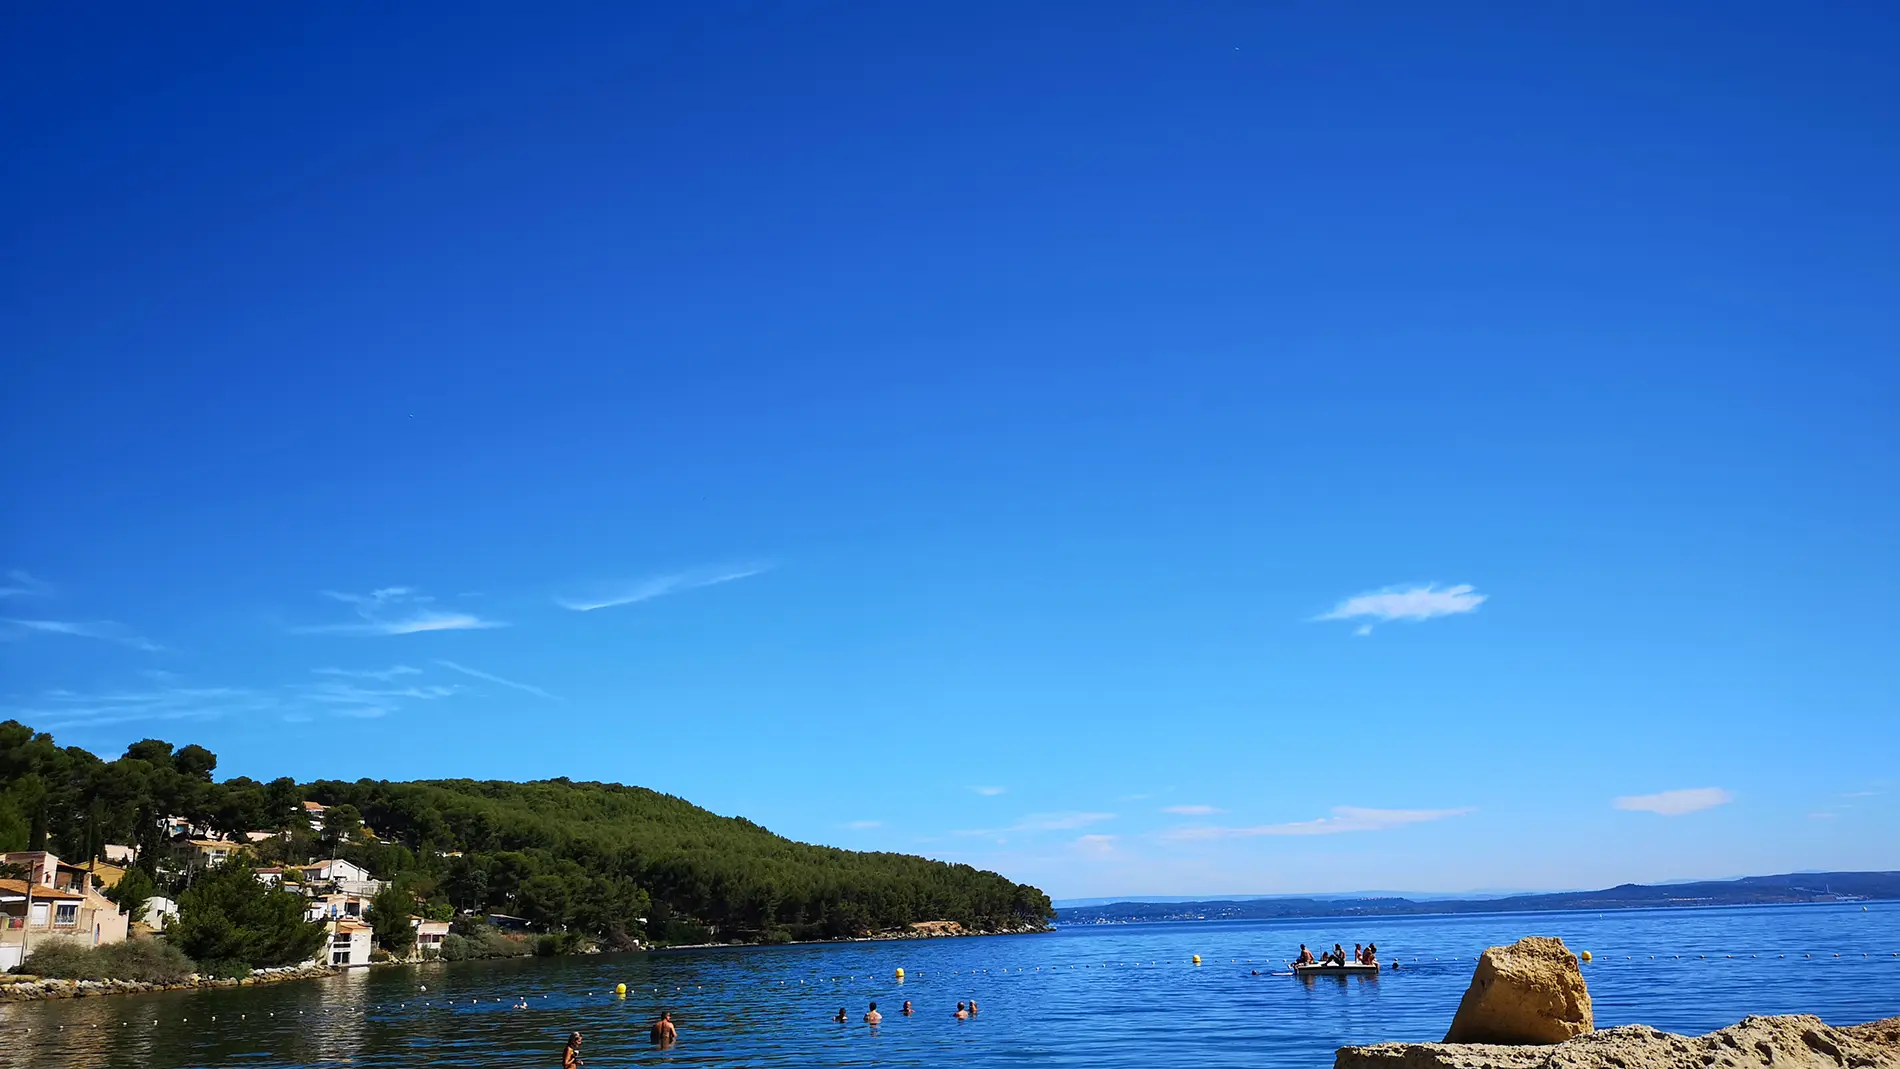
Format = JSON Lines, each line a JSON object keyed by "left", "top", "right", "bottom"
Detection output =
{"left": 1191, "top": 955, "right": 1202, "bottom": 965}
{"left": 1580, "top": 951, "right": 1592, "bottom": 963}
{"left": 615, "top": 983, "right": 627, "bottom": 998}
{"left": 894, "top": 967, "right": 905, "bottom": 980}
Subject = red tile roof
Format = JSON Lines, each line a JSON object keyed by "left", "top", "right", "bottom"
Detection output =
{"left": 0, "top": 879, "right": 84, "bottom": 900}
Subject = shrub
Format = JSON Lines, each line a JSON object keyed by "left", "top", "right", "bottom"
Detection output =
{"left": 95, "top": 939, "right": 195, "bottom": 984}
{"left": 369, "top": 947, "right": 390, "bottom": 963}
{"left": 20, "top": 940, "right": 98, "bottom": 979}
{"left": 438, "top": 933, "right": 471, "bottom": 962}
{"left": 420, "top": 947, "right": 439, "bottom": 961}
{"left": 197, "top": 958, "right": 251, "bottom": 980}
{"left": 437, "top": 925, "right": 533, "bottom": 961}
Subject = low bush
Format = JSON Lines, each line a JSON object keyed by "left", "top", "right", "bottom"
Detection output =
{"left": 96, "top": 940, "right": 195, "bottom": 983}
{"left": 19, "top": 940, "right": 95, "bottom": 979}
{"left": 19, "top": 938, "right": 197, "bottom": 983}
{"left": 369, "top": 947, "right": 390, "bottom": 963}
{"left": 437, "top": 925, "right": 532, "bottom": 961}
{"left": 196, "top": 958, "right": 251, "bottom": 980}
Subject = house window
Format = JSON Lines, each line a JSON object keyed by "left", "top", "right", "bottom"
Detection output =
{"left": 54, "top": 903, "right": 78, "bottom": 926}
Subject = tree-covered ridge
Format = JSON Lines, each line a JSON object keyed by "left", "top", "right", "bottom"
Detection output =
{"left": 0, "top": 721, "right": 1054, "bottom": 947}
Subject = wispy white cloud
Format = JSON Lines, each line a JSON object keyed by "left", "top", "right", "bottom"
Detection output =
{"left": 1613, "top": 787, "right": 1733, "bottom": 816}
{"left": 295, "top": 587, "right": 503, "bottom": 635}
{"left": 1318, "top": 583, "right": 1486, "bottom": 632}
{"left": 1840, "top": 790, "right": 1882, "bottom": 799}
{"left": 433, "top": 659, "right": 559, "bottom": 699}
{"left": 556, "top": 564, "right": 769, "bottom": 612}
{"left": 0, "top": 571, "right": 53, "bottom": 598}
{"left": 312, "top": 665, "right": 421, "bottom": 681}
{"left": 846, "top": 820, "right": 882, "bottom": 830}
{"left": 1161, "top": 804, "right": 1226, "bottom": 816}
{"left": 3, "top": 619, "right": 163, "bottom": 652}
{"left": 1074, "top": 834, "right": 1118, "bottom": 858}
{"left": 302, "top": 681, "right": 461, "bottom": 704}
{"left": 1160, "top": 805, "right": 1473, "bottom": 841}
{"left": 970, "top": 786, "right": 1008, "bottom": 797}
{"left": 334, "top": 706, "right": 390, "bottom": 719}
{"left": 956, "top": 811, "right": 1116, "bottom": 836}
{"left": 4, "top": 683, "right": 277, "bottom": 730}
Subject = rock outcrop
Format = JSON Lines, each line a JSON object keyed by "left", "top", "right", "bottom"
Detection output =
{"left": 1336, "top": 1014, "right": 1900, "bottom": 1069}
{"left": 1443, "top": 936, "right": 1593, "bottom": 1045}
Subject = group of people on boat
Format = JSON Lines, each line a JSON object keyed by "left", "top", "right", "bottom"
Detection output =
{"left": 1293, "top": 941, "right": 1378, "bottom": 968}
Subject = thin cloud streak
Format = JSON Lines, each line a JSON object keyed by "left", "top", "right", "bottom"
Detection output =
{"left": 312, "top": 665, "right": 421, "bottom": 681}
{"left": 954, "top": 812, "right": 1116, "bottom": 837}
{"left": 3, "top": 619, "right": 163, "bottom": 652}
{"left": 970, "top": 786, "right": 1008, "bottom": 797}
{"left": 1613, "top": 787, "right": 1733, "bottom": 816}
{"left": 557, "top": 564, "right": 769, "bottom": 612}
{"left": 1161, "top": 805, "right": 1226, "bottom": 816}
{"left": 294, "top": 612, "right": 501, "bottom": 635}
{"left": 1318, "top": 584, "right": 1486, "bottom": 629}
{"left": 1160, "top": 806, "right": 1473, "bottom": 841}
{"left": 846, "top": 820, "right": 882, "bottom": 830}
{"left": 434, "top": 659, "right": 560, "bottom": 699}
{"left": 0, "top": 571, "right": 53, "bottom": 598}
{"left": 297, "top": 587, "right": 503, "bottom": 635}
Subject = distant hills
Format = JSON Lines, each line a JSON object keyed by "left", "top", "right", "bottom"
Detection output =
{"left": 1055, "top": 871, "right": 1900, "bottom": 924}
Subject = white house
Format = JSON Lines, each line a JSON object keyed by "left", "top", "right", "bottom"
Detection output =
{"left": 102, "top": 844, "right": 137, "bottom": 865}
{"left": 169, "top": 838, "right": 238, "bottom": 871}
{"left": 143, "top": 896, "right": 179, "bottom": 931}
{"left": 305, "top": 891, "right": 371, "bottom": 923}
{"left": 301, "top": 801, "right": 327, "bottom": 834}
{"left": 302, "top": 859, "right": 381, "bottom": 895}
{"left": 320, "top": 918, "right": 372, "bottom": 967}
{"left": 413, "top": 918, "right": 451, "bottom": 958}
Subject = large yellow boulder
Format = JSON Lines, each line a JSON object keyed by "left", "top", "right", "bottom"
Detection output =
{"left": 1442, "top": 936, "right": 1593, "bottom": 1045}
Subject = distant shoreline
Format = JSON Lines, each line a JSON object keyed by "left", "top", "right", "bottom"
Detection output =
{"left": 649, "top": 924, "right": 1052, "bottom": 953}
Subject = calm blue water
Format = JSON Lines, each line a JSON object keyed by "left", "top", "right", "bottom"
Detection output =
{"left": 4, "top": 903, "right": 1897, "bottom": 1068}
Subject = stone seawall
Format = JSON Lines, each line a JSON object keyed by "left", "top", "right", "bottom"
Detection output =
{"left": 0, "top": 961, "right": 340, "bottom": 1002}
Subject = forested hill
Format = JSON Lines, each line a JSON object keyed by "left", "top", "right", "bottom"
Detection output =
{"left": 0, "top": 720, "right": 1053, "bottom": 946}
{"left": 305, "top": 775, "right": 1054, "bottom": 941}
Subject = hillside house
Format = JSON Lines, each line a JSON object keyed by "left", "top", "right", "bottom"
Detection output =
{"left": 0, "top": 851, "right": 130, "bottom": 969}
{"left": 320, "top": 918, "right": 372, "bottom": 967}
{"left": 413, "top": 918, "right": 451, "bottom": 958}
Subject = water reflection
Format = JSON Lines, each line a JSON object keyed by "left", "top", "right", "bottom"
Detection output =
{"left": 0, "top": 905, "right": 1895, "bottom": 1068}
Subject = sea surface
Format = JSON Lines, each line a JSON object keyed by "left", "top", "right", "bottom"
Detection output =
{"left": 5, "top": 903, "right": 1897, "bottom": 1068}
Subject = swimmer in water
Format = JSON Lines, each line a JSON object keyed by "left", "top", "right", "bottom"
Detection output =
{"left": 954, "top": 1002, "right": 969, "bottom": 1021}
{"left": 562, "top": 1032, "right": 584, "bottom": 1069}
{"left": 833, "top": 1007, "right": 848, "bottom": 1023}
{"left": 864, "top": 1001, "right": 882, "bottom": 1024}
{"left": 648, "top": 1012, "right": 677, "bottom": 1046}
{"left": 902, "top": 1000, "right": 913, "bottom": 1016}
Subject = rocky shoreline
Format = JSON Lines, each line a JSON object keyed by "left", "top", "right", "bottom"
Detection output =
{"left": 0, "top": 960, "right": 342, "bottom": 1003}
{"left": 1335, "top": 936, "right": 1900, "bottom": 1069}
{"left": 1337, "top": 1014, "right": 1900, "bottom": 1068}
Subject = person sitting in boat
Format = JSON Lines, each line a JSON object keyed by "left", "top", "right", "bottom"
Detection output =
{"left": 1353, "top": 943, "right": 1363, "bottom": 964}
{"left": 1295, "top": 944, "right": 1316, "bottom": 966}
{"left": 1362, "top": 943, "right": 1378, "bottom": 965}
{"left": 1331, "top": 943, "right": 1348, "bottom": 966}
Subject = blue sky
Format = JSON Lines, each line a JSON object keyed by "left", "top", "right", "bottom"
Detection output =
{"left": 2, "top": 4, "right": 1895, "bottom": 899}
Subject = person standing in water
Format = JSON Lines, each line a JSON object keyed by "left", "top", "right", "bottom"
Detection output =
{"left": 562, "top": 1032, "right": 584, "bottom": 1068}
{"left": 649, "top": 1012, "right": 677, "bottom": 1046}
{"left": 968, "top": 999, "right": 979, "bottom": 1016}
{"left": 902, "top": 1000, "right": 913, "bottom": 1016}
{"left": 864, "top": 1002, "right": 882, "bottom": 1024}
{"left": 954, "top": 1002, "right": 969, "bottom": 1020}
